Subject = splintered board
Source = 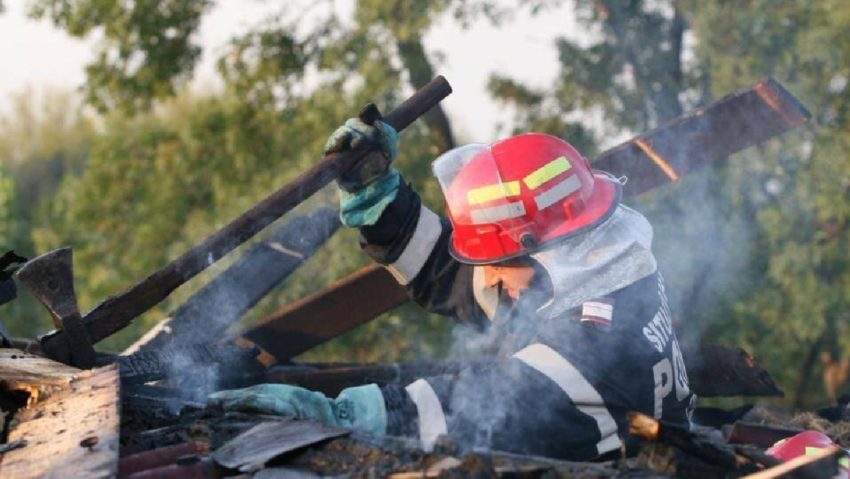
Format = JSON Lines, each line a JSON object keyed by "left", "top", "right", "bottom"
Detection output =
{"left": 0, "top": 350, "right": 120, "bottom": 479}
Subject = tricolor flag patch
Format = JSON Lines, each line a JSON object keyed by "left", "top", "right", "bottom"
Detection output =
{"left": 581, "top": 298, "right": 614, "bottom": 328}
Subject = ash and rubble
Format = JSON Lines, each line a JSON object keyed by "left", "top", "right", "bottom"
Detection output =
{"left": 114, "top": 357, "right": 850, "bottom": 478}
{"left": 3, "top": 333, "right": 850, "bottom": 478}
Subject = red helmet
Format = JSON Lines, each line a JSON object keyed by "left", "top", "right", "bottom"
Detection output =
{"left": 766, "top": 431, "right": 849, "bottom": 478}
{"left": 432, "top": 133, "right": 620, "bottom": 264}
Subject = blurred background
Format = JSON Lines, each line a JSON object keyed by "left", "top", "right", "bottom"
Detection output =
{"left": 0, "top": 0, "right": 848, "bottom": 409}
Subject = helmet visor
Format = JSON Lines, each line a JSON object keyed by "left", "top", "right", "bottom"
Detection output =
{"left": 433, "top": 143, "right": 530, "bottom": 231}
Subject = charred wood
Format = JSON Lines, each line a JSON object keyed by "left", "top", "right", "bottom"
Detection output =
{"left": 128, "top": 207, "right": 340, "bottom": 355}
{"left": 243, "top": 264, "right": 409, "bottom": 362}
{"left": 110, "top": 342, "right": 262, "bottom": 386}
{"left": 123, "top": 457, "right": 225, "bottom": 479}
{"left": 691, "top": 405, "right": 754, "bottom": 429}
{"left": 118, "top": 442, "right": 209, "bottom": 478}
{"left": 725, "top": 421, "right": 804, "bottom": 448}
{"left": 628, "top": 412, "right": 756, "bottom": 474}
{"left": 593, "top": 77, "right": 810, "bottom": 197}
{"left": 685, "top": 344, "right": 784, "bottom": 398}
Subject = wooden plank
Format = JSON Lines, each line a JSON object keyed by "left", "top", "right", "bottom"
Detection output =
{"left": 243, "top": 78, "right": 811, "bottom": 363}
{"left": 593, "top": 77, "right": 810, "bottom": 197}
{"left": 0, "top": 348, "right": 79, "bottom": 404}
{"left": 265, "top": 343, "right": 780, "bottom": 399}
{"left": 0, "top": 360, "right": 120, "bottom": 479}
{"left": 243, "top": 264, "right": 409, "bottom": 361}
{"left": 126, "top": 207, "right": 340, "bottom": 355}
{"left": 211, "top": 419, "right": 349, "bottom": 473}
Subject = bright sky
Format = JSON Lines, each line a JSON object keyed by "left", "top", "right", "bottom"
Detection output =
{"left": 0, "top": 0, "right": 575, "bottom": 141}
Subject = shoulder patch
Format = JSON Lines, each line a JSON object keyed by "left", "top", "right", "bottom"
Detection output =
{"left": 581, "top": 298, "right": 614, "bottom": 328}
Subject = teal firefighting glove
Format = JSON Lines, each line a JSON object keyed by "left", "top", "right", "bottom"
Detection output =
{"left": 323, "top": 105, "right": 400, "bottom": 227}
{"left": 207, "top": 383, "right": 387, "bottom": 436}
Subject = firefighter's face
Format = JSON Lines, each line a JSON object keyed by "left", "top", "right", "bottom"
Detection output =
{"left": 482, "top": 259, "right": 537, "bottom": 300}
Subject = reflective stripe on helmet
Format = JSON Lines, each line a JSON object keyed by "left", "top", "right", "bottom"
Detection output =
{"left": 524, "top": 155, "right": 572, "bottom": 189}
{"left": 467, "top": 181, "right": 521, "bottom": 205}
{"left": 470, "top": 201, "right": 526, "bottom": 225}
{"left": 404, "top": 379, "right": 448, "bottom": 451}
{"left": 534, "top": 174, "right": 582, "bottom": 210}
{"left": 513, "top": 343, "right": 622, "bottom": 456}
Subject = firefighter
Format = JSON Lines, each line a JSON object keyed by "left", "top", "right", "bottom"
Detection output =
{"left": 209, "top": 114, "right": 696, "bottom": 460}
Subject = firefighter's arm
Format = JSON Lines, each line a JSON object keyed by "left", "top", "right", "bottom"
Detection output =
{"left": 324, "top": 117, "right": 488, "bottom": 327}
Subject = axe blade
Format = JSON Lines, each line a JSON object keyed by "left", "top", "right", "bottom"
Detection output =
{"left": 16, "top": 247, "right": 79, "bottom": 326}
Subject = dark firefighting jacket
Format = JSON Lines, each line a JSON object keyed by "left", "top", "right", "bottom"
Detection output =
{"left": 360, "top": 179, "right": 695, "bottom": 461}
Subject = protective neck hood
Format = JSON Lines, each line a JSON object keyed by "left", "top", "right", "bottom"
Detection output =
{"left": 531, "top": 205, "right": 657, "bottom": 319}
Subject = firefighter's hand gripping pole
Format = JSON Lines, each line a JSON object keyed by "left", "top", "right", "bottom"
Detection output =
{"left": 38, "top": 76, "right": 453, "bottom": 363}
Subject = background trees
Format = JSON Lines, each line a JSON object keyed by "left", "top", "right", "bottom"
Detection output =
{"left": 2, "top": 0, "right": 848, "bottom": 407}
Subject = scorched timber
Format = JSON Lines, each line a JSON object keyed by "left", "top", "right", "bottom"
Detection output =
{"left": 264, "top": 344, "right": 782, "bottom": 399}
{"left": 0, "top": 350, "right": 120, "bottom": 479}
{"left": 243, "top": 77, "right": 811, "bottom": 363}
{"left": 243, "top": 264, "right": 408, "bottom": 361}
{"left": 593, "top": 77, "right": 810, "bottom": 196}
{"left": 126, "top": 207, "right": 340, "bottom": 355}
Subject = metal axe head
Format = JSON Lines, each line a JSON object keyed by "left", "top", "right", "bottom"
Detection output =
{"left": 16, "top": 247, "right": 80, "bottom": 325}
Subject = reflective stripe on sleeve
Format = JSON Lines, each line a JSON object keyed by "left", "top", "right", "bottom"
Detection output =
{"left": 404, "top": 379, "right": 448, "bottom": 451}
{"left": 385, "top": 205, "right": 442, "bottom": 285}
{"left": 512, "top": 343, "right": 622, "bottom": 456}
{"left": 534, "top": 174, "right": 582, "bottom": 211}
